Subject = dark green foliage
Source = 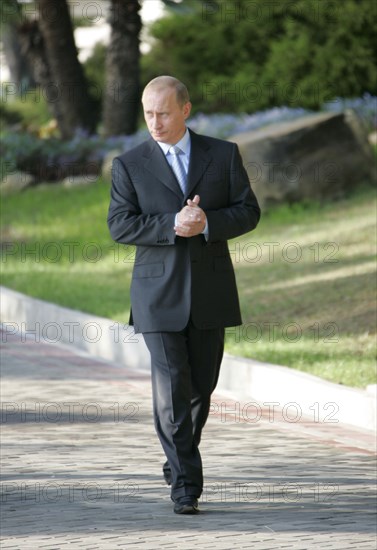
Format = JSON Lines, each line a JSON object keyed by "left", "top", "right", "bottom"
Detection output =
{"left": 83, "top": 42, "right": 106, "bottom": 95}
{"left": 142, "top": 0, "right": 377, "bottom": 113}
{"left": 0, "top": 104, "right": 22, "bottom": 126}
{"left": 83, "top": 41, "right": 107, "bottom": 121}
{"left": 0, "top": 131, "right": 104, "bottom": 182}
{"left": 262, "top": 0, "right": 377, "bottom": 108}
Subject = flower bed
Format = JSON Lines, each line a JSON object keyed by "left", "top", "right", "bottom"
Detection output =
{"left": 1, "top": 94, "right": 375, "bottom": 184}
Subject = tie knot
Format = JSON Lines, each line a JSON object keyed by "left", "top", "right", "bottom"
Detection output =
{"left": 169, "top": 145, "right": 182, "bottom": 156}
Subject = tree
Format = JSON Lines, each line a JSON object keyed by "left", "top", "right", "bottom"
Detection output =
{"left": 35, "top": 0, "right": 97, "bottom": 138}
{"left": 259, "top": 0, "right": 377, "bottom": 109}
{"left": 102, "top": 0, "right": 142, "bottom": 136}
{"left": 17, "top": 19, "right": 66, "bottom": 125}
{"left": 142, "top": 0, "right": 289, "bottom": 113}
{"left": 142, "top": 0, "right": 377, "bottom": 113}
{"left": 1, "top": 0, "right": 36, "bottom": 91}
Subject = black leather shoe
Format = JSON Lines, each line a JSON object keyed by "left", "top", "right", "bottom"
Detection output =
{"left": 173, "top": 496, "right": 199, "bottom": 515}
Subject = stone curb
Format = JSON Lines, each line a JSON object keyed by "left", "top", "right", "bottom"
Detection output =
{"left": 1, "top": 285, "right": 375, "bottom": 433}
{"left": 0, "top": 286, "right": 150, "bottom": 371}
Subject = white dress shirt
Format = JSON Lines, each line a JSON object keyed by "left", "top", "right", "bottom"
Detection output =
{"left": 158, "top": 128, "right": 191, "bottom": 177}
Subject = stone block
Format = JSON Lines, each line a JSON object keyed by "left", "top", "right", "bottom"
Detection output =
{"left": 62, "top": 175, "right": 99, "bottom": 188}
{"left": 101, "top": 149, "right": 123, "bottom": 183}
{"left": 1, "top": 171, "right": 35, "bottom": 192}
{"left": 229, "top": 111, "right": 375, "bottom": 208}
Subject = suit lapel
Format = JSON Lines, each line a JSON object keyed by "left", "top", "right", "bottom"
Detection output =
{"left": 141, "top": 131, "right": 213, "bottom": 201}
{"left": 143, "top": 139, "right": 183, "bottom": 199}
{"left": 185, "top": 130, "right": 212, "bottom": 200}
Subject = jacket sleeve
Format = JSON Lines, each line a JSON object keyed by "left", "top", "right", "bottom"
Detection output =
{"left": 107, "top": 157, "right": 176, "bottom": 246}
{"left": 205, "top": 143, "right": 261, "bottom": 242}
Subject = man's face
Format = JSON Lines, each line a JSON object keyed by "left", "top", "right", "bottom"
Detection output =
{"left": 142, "top": 87, "right": 191, "bottom": 145}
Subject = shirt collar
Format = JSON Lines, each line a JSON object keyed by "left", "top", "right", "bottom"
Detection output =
{"left": 157, "top": 128, "right": 191, "bottom": 156}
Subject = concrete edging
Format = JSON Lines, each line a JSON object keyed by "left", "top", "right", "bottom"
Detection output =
{"left": 1, "top": 285, "right": 375, "bottom": 432}
{"left": 0, "top": 286, "right": 150, "bottom": 371}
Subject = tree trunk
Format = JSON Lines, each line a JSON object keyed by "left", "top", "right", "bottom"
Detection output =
{"left": 36, "top": 0, "right": 97, "bottom": 138}
{"left": 103, "top": 0, "right": 142, "bottom": 136}
{"left": 2, "top": 24, "right": 36, "bottom": 90}
{"left": 18, "top": 20, "right": 64, "bottom": 123}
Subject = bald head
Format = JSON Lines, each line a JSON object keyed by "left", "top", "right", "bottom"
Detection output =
{"left": 142, "top": 76, "right": 190, "bottom": 107}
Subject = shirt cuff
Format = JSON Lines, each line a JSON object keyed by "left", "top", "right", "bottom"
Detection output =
{"left": 202, "top": 219, "right": 209, "bottom": 239}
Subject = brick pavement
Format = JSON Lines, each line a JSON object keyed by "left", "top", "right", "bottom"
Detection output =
{"left": 0, "top": 330, "right": 376, "bottom": 549}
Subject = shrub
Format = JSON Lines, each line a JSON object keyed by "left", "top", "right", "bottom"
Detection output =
{"left": 1, "top": 95, "right": 375, "bottom": 185}
{"left": 0, "top": 129, "right": 148, "bottom": 183}
{"left": 142, "top": 0, "right": 377, "bottom": 113}
{"left": 0, "top": 95, "right": 51, "bottom": 130}
{"left": 1, "top": 131, "right": 100, "bottom": 182}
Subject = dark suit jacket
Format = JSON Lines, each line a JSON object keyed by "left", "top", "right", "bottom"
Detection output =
{"left": 107, "top": 129, "right": 261, "bottom": 333}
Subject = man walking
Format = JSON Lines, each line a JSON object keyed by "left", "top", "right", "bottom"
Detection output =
{"left": 107, "top": 76, "right": 261, "bottom": 514}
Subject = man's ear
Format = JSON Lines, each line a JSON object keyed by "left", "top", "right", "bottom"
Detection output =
{"left": 183, "top": 102, "right": 192, "bottom": 119}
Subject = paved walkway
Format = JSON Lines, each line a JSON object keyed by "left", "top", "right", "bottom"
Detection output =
{"left": 1, "top": 330, "right": 376, "bottom": 549}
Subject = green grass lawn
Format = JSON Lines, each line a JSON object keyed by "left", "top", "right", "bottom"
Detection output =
{"left": 1, "top": 181, "right": 376, "bottom": 388}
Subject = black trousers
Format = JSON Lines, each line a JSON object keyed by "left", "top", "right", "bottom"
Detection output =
{"left": 143, "top": 321, "right": 224, "bottom": 500}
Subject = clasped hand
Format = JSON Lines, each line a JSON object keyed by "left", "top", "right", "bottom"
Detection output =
{"left": 174, "top": 195, "right": 206, "bottom": 237}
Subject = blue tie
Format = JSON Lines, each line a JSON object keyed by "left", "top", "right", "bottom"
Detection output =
{"left": 169, "top": 145, "right": 187, "bottom": 194}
